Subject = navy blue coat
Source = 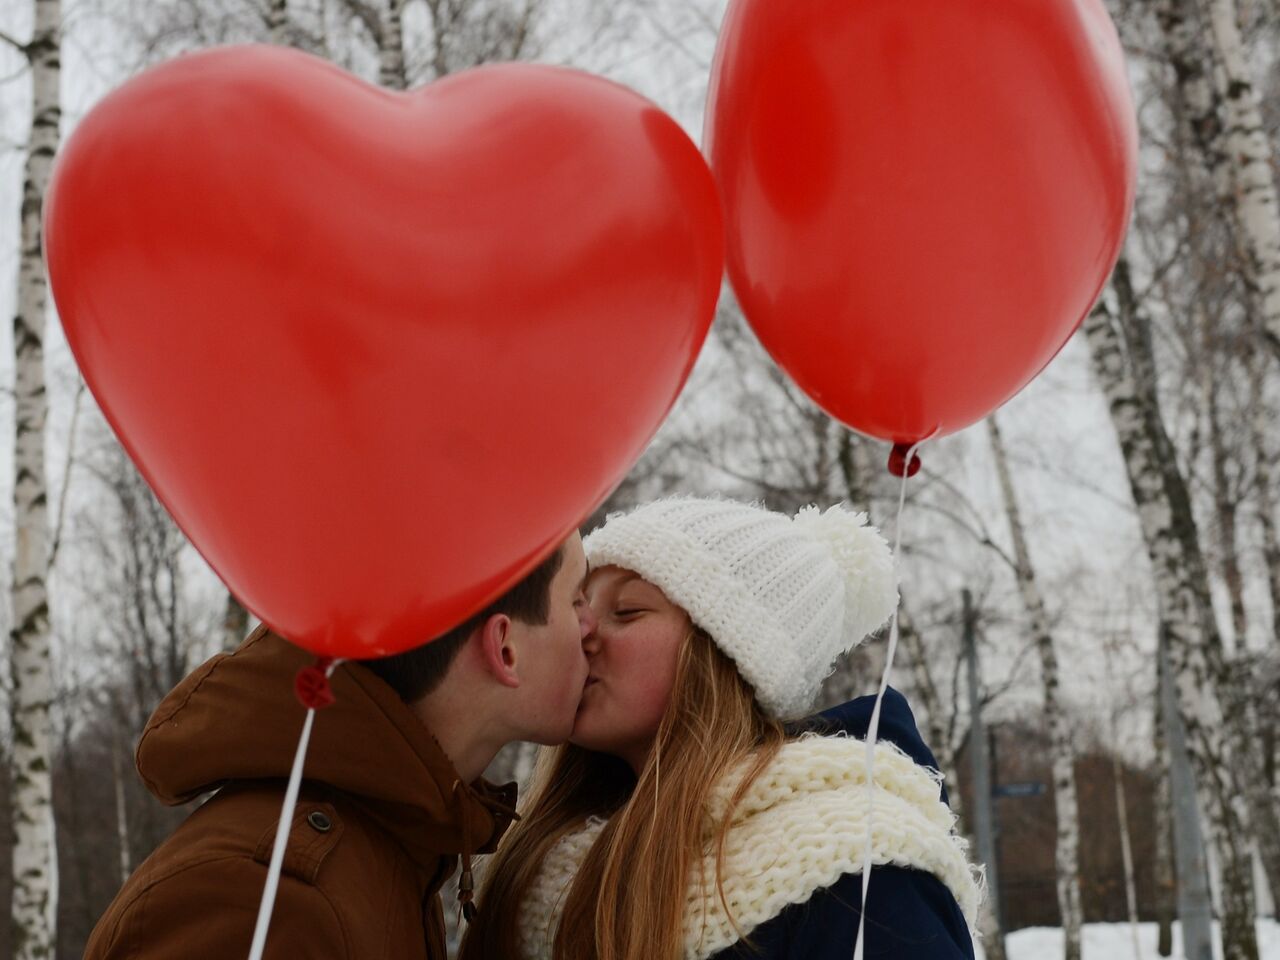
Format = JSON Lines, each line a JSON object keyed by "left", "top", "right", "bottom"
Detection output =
{"left": 710, "top": 689, "right": 975, "bottom": 960}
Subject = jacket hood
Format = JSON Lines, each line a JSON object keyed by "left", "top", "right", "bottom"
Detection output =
{"left": 136, "top": 626, "right": 516, "bottom": 867}
{"left": 788, "top": 686, "right": 949, "bottom": 804}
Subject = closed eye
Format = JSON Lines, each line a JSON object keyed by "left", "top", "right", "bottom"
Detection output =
{"left": 614, "top": 609, "right": 644, "bottom": 617}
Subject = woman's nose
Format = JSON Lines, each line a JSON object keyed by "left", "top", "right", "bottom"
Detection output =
{"left": 579, "top": 602, "right": 599, "bottom": 644}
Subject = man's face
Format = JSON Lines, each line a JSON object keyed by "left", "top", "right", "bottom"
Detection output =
{"left": 510, "top": 532, "right": 593, "bottom": 744}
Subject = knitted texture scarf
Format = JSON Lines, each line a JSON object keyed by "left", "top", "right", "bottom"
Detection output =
{"left": 516, "top": 736, "right": 983, "bottom": 960}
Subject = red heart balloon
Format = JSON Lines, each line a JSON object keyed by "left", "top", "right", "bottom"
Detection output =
{"left": 706, "top": 0, "right": 1136, "bottom": 445}
{"left": 45, "top": 46, "right": 723, "bottom": 658}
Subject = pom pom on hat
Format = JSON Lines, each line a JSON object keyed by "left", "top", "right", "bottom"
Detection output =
{"left": 583, "top": 496, "right": 899, "bottom": 718}
{"left": 791, "top": 504, "right": 899, "bottom": 647}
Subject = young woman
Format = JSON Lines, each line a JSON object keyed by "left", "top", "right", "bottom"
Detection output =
{"left": 460, "top": 497, "right": 981, "bottom": 960}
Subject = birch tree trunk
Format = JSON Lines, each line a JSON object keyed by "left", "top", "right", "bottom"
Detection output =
{"left": 425, "top": 0, "right": 455, "bottom": 79}
{"left": 1159, "top": 637, "right": 1216, "bottom": 960}
{"left": 963, "top": 593, "right": 1006, "bottom": 960}
{"left": 986, "top": 416, "right": 1082, "bottom": 960}
{"left": 1203, "top": 359, "right": 1248, "bottom": 644}
{"left": 1113, "top": 755, "right": 1142, "bottom": 960}
{"left": 1199, "top": 325, "right": 1280, "bottom": 899}
{"left": 338, "top": 0, "right": 407, "bottom": 89}
{"left": 112, "top": 735, "right": 131, "bottom": 886}
{"left": 1158, "top": 0, "right": 1233, "bottom": 204}
{"left": 1194, "top": 373, "right": 1280, "bottom": 894}
{"left": 897, "top": 604, "right": 963, "bottom": 817}
{"left": 1199, "top": 0, "right": 1280, "bottom": 360}
{"left": 1159, "top": 0, "right": 1280, "bottom": 906}
{"left": 1152, "top": 681, "right": 1177, "bottom": 957}
{"left": 1248, "top": 365, "right": 1280, "bottom": 649}
{"left": 8, "top": 1, "right": 61, "bottom": 956}
{"left": 1119, "top": 260, "right": 1275, "bottom": 941}
{"left": 1083, "top": 264, "right": 1259, "bottom": 960}
{"left": 1248, "top": 366, "right": 1280, "bottom": 877}
{"left": 379, "top": 0, "right": 407, "bottom": 90}
{"left": 266, "top": 0, "right": 289, "bottom": 44}
{"left": 1230, "top": 653, "right": 1280, "bottom": 897}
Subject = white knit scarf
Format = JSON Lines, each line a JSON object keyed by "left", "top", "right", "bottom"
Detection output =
{"left": 515, "top": 735, "right": 983, "bottom": 960}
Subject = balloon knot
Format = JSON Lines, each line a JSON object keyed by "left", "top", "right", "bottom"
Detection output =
{"left": 887, "top": 443, "right": 922, "bottom": 479}
{"left": 295, "top": 657, "right": 337, "bottom": 710}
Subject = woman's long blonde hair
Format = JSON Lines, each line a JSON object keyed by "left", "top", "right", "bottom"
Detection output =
{"left": 458, "top": 627, "right": 787, "bottom": 960}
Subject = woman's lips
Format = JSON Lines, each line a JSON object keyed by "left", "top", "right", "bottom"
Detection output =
{"left": 576, "top": 677, "right": 600, "bottom": 714}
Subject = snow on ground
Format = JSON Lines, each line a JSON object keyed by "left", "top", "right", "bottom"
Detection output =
{"left": 974, "top": 920, "right": 1280, "bottom": 960}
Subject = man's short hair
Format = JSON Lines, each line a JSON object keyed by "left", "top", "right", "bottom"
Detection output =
{"left": 360, "top": 545, "right": 565, "bottom": 703}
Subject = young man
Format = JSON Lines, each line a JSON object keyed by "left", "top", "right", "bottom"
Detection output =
{"left": 84, "top": 533, "right": 594, "bottom": 960}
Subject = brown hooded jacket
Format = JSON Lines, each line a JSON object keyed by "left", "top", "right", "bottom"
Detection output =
{"left": 84, "top": 625, "right": 516, "bottom": 960}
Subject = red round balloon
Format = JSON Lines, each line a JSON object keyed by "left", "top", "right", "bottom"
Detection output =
{"left": 45, "top": 46, "right": 723, "bottom": 658}
{"left": 705, "top": 0, "right": 1137, "bottom": 444}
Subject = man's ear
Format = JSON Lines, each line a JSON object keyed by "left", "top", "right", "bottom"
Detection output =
{"left": 478, "top": 613, "right": 521, "bottom": 689}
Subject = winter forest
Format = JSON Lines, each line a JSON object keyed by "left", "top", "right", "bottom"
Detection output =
{"left": 0, "top": 0, "right": 1279, "bottom": 958}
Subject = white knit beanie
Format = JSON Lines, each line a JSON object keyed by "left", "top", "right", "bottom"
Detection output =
{"left": 582, "top": 497, "right": 898, "bottom": 718}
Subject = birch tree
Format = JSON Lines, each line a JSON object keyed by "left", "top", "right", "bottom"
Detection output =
{"left": 336, "top": 0, "right": 543, "bottom": 89}
{"left": 1197, "top": 0, "right": 1280, "bottom": 361}
{"left": 418, "top": 0, "right": 541, "bottom": 77}
{"left": 1199, "top": 327, "right": 1248, "bottom": 641}
{"left": 339, "top": 0, "right": 408, "bottom": 88}
{"left": 1150, "top": 0, "right": 1280, "bottom": 898}
{"left": 1159, "top": 636, "right": 1215, "bottom": 960}
{"left": 986, "top": 415, "right": 1083, "bottom": 960}
{"left": 1083, "top": 258, "right": 1259, "bottom": 960}
{"left": 1182, "top": 331, "right": 1280, "bottom": 898}
{"left": 1151, "top": 681, "right": 1176, "bottom": 957}
{"left": 964, "top": 597, "right": 1007, "bottom": 960}
{"left": 1196, "top": 344, "right": 1280, "bottom": 894}
{"left": 111, "top": 735, "right": 130, "bottom": 887}
{"left": 1112, "top": 755, "right": 1141, "bottom": 960}
{"left": 1247, "top": 362, "right": 1280, "bottom": 648}
{"left": 265, "top": 0, "right": 290, "bottom": 44}
{"left": 1, "top": 0, "right": 61, "bottom": 954}
{"left": 895, "top": 605, "right": 963, "bottom": 810}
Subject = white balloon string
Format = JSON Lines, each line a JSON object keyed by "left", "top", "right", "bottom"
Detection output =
{"left": 852, "top": 439, "right": 925, "bottom": 960}
{"left": 248, "top": 657, "right": 343, "bottom": 960}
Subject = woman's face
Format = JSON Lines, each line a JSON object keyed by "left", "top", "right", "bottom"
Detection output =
{"left": 571, "top": 565, "right": 690, "bottom": 771}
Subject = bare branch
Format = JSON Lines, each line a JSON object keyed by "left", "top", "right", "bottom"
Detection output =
{"left": 980, "top": 637, "right": 1041, "bottom": 706}
{"left": 0, "top": 28, "right": 28, "bottom": 55}
{"left": 635, "top": 4, "right": 710, "bottom": 69}
{"left": 909, "top": 499, "right": 1018, "bottom": 573}
{"left": 0, "top": 61, "right": 30, "bottom": 86}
